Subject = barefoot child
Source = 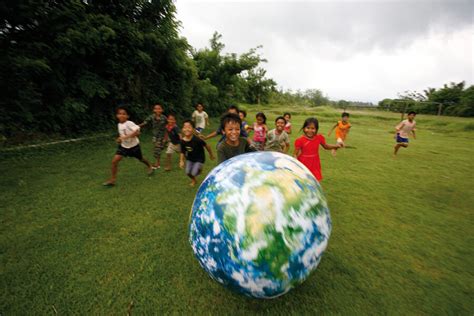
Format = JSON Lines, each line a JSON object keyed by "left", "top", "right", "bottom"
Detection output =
{"left": 248, "top": 112, "right": 268, "bottom": 151}
{"left": 164, "top": 113, "right": 181, "bottom": 171}
{"left": 180, "top": 120, "right": 215, "bottom": 186}
{"left": 293, "top": 117, "right": 341, "bottom": 181}
{"left": 284, "top": 112, "right": 292, "bottom": 135}
{"left": 394, "top": 111, "right": 417, "bottom": 156}
{"left": 265, "top": 116, "right": 290, "bottom": 153}
{"left": 139, "top": 104, "right": 167, "bottom": 169}
{"left": 217, "top": 113, "right": 256, "bottom": 164}
{"left": 192, "top": 103, "right": 209, "bottom": 133}
{"left": 103, "top": 107, "right": 153, "bottom": 186}
{"left": 328, "top": 112, "right": 351, "bottom": 156}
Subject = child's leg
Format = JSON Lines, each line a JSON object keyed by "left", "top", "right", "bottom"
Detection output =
{"left": 394, "top": 143, "right": 408, "bottom": 155}
{"left": 185, "top": 160, "right": 196, "bottom": 186}
{"left": 153, "top": 138, "right": 164, "bottom": 168}
{"left": 104, "top": 154, "right": 123, "bottom": 185}
{"left": 165, "top": 153, "right": 172, "bottom": 171}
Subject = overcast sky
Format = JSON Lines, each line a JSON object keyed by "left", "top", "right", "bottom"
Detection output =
{"left": 175, "top": 0, "right": 473, "bottom": 103}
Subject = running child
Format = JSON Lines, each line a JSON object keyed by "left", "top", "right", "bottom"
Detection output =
{"left": 284, "top": 112, "right": 292, "bottom": 135}
{"left": 180, "top": 120, "right": 215, "bottom": 186}
{"left": 191, "top": 103, "right": 209, "bottom": 133}
{"left": 217, "top": 113, "right": 256, "bottom": 164}
{"left": 328, "top": 112, "right": 352, "bottom": 156}
{"left": 394, "top": 111, "right": 417, "bottom": 156}
{"left": 293, "top": 117, "right": 341, "bottom": 181}
{"left": 247, "top": 112, "right": 268, "bottom": 151}
{"left": 139, "top": 104, "right": 167, "bottom": 169}
{"left": 103, "top": 107, "right": 153, "bottom": 186}
{"left": 265, "top": 116, "right": 290, "bottom": 153}
{"left": 239, "top": 110, "right": 250, "bottom": 132}
{"left": 204, "top": 105, "right": 248, "bottom": 143}
{"left": 164, "top": 113, "right": 181, "bottom": 171}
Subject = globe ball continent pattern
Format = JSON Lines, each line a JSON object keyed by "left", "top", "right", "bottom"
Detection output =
{"left": 189, "top": 151, "right": 332, "bottom": 298}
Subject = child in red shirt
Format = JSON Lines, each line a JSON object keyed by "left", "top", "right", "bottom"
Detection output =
{"left": 293, "top": 117, "right": 341, "bottom": 181}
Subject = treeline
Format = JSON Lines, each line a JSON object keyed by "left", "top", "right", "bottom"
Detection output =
{"left": 378, "top": 82, "right": 474, "bottom": 117}
{"left": 0, "top": 1, "right": 276, "bottom": 140}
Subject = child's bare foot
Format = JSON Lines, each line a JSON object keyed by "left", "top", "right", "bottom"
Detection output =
{"left": 164, "top": 167, "right": 171, "bottom": 171}
{"left": 189, "top": 179, "right": 196, "bottom": 187}
{"left": 152, "top": 164, "right": 160, "bottom": 170}
{"left": 102, "top": 180, "right": 115, "bottom": 187}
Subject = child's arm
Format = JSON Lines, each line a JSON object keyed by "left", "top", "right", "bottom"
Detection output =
{"left": 204, "top": 131, "right": 217, "bottom": 140}
{"left": 293, "top": 147, "right": 301, "bottom": 158}
{"left": 327, "top": 123, "right": 338, "bottom": 137}
{"left": 395, "top": 122, "right": 405, "bottom": 133}
{"left": 205, "top": 114, "right": 209, "bottom": 128}
{"left": 179, "top": 153, "right": 185, "bottom": 169}
{"left": 120, "top": 129, "right": 140, "bottom": 141}
{"left": 412, "top": 130, "right": 416, "bottom": 139}
{"left": 321, "top": 142, "right": 342, "bottom": 150}
{"left": 283, "top": 142, "right": 290, "bottom": 154}
{"left": 205, "top": 143, "right": 215, "bottom": 160}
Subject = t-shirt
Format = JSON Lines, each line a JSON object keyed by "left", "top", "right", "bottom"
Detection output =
{"left": 166, "top": 124, "right": 181, "bottom": 144}
{"left": 284, "top": 121, "right": 292, "bottom": 133}
{"left": 181, "top": 135, "right": 207, "bottom": 163}
{"left": 217, "top": 137, "right": 256, "bottom": 164}
{"left": 335, "top": 121, "right": 351, "bottom": 140}
{"left": 396, "top": 119, "right": 416, "bottom": 138}
{"left": 265, "top": 129, "right": 290, "bottom": 152}
{"left": 118, "top": 120, "right": 140, "bottom": 148}
{"left": 143, "top": 114, "right": 167, "bottom": 139}
{"left": 192, "top": 110, "right": 208, "bottom": 129}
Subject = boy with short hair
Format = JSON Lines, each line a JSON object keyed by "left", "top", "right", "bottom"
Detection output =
{"left": 204, "top": 105, "right": 248, "bottom": 143}
{"left": 192, "top": 103, "right": 209, "bottom": 133}
{"left": 394, "top": 111, "right": 417, "bottom": 156}
{"left": 103, "top": 107, "right": 153, "bottom": 186}
{"left": 328, "top": 112, "right": 352, "bottom": 156}
{"left": 217, "top": 113, "right": 256, "bottom": 164}
{"left": 139, "top": 104, "right": 167, "bottom": 169}
{"left": 265, "top": 116, "right": 290, "bottom": 153}
{"left": 164, "top": 113, "right": 181, "bottom": 171}
{"left": 180, "top": 120, "right": 215, "bottom": 186}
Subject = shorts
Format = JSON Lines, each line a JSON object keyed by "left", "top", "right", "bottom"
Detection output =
{"left": 152, "top": 136, "right": 166, "bottom": 157}
{"left": 166, "top": 142, "right": 181, "bottom": 154}
{"left": 252, "top": 140, "right": 265, "bottom": 151}
{"left": 195, "top": 127, "right": 204, "bottom": 133}
{"left": 186, "top": 160, "right": 203, "bottom": 177}
{"left": 116, "top": 144, "right": 143, "bottom": 160}
{"left": 396, "top": 134, "right": 409, "bottom": 143}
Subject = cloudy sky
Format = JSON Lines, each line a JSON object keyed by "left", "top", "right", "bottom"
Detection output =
{"left": 175, "top": 0, "right": 473, "bottom": 103}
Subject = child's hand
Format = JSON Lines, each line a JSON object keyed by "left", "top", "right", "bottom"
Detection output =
{"left": 116, "top": 137, "right": 122, "bottom": 144}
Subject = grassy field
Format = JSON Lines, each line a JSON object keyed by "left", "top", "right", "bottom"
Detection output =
{"left": 1, "top": 105, "right": 473, "bottom": 314}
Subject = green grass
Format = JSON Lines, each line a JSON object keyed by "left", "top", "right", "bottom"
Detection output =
{"left": 1, "top": 105, "right": 473, "bottom": 314}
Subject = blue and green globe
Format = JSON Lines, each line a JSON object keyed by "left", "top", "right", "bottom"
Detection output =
{"left": 189, "top": 152, "right": 331, "bottom": 298}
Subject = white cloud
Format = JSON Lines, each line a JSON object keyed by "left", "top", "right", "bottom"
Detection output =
{"left": 176, "top": 1, "right": 474, "bottom": 102}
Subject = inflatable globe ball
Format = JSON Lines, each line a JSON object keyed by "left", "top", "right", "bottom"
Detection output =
{"left": 189, "top": 152, "right": 332, "bottom": 298}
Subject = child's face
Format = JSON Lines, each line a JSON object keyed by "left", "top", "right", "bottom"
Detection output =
{"left": 167, "top": 115, "right": 176, "bottom": 125}
{"left": 116, "top": 109, "right": 129, "bottom": 123}
{"left": 408, "top": 113, "right": 416, "bottom": 120}
{"left": 275, "top": 119, "right": 286, "bottom": 131}
{"left": 182, "top": 122, "right": 193, "bottom": 136}
{"left": 224, "top": 121, "right": 241, "bottom": 143}
{"left": 239, "top": 112, "right": 245, "bottom": 120}
{"left": 256, "top": 116, "right": 264, "bottom": 125}
{"left": 303, "top": 123, "right": 317, "bottom": 138}
{"left": 342, "top": 115, "right": 349, "bottom": 122}
{"left": 197, "top": 104, "right": 203, "bottom": 112}
{"left": 284, "top": 114, "right": 291, "bottom": 122}
{"left": 153, "top": 105, "right": 163, "bottom": 115}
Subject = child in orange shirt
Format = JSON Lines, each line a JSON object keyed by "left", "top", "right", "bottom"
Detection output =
{"left": 328, "top": 112, "right": 351, "bottom": 156}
